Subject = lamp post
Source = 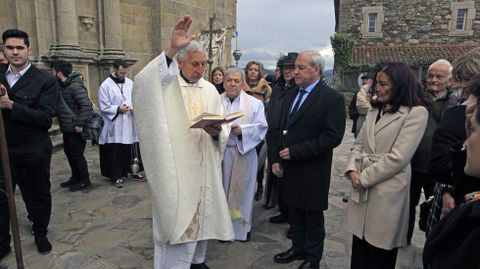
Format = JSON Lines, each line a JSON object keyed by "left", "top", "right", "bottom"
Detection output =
{"left": 233, "top": 49, "right": 243, "bottom": 67}
{"left": 232, "top": 31, "right": 243, "bottom": 67}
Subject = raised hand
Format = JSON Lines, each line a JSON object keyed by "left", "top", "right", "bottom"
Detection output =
{"left": 166, "top": 16, "right": 197, "bottom": 58}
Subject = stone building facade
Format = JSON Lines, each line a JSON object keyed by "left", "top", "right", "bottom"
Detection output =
{"left": 336, "top": 0, "right": 480, "bottom": 46}
{"left": 0, "top": 0, "right": 237, "bottom": 105}
{"left": 334, "top": 0, "right": 480, "bottom": 92}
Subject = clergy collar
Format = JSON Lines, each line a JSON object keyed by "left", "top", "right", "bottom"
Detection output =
{"left": 179, "top": 71, "right": 198, "bottom": 85}
{"left": 109, "top": 73, "right": 125, "bottom": 83}
{"left": 224, "top": 93, "right": 240, "bottom": 103}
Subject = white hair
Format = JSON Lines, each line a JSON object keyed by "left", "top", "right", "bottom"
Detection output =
{"left": 428, "top": 59, "right": 453, "bottom": 78}
{"left": 177, "top": 40, "right": 206, "bottom": 60}
{"left": 301, "top": 50, "right": 325, "bottom": 73}
{"left": 225, "top": 68, "right": 246, "bottom": 83}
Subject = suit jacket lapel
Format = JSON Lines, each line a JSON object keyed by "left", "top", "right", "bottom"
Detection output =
{"left": 7, "top": 65, "right": 35, "bottom": 94}
{"left": 288, "top": 81, "right": 322, "bottom": 126}
{"left": 365, "top": 107, "right": 377, "bottom": 152}
{"left": 374, "top": 106, "right": 408, "bottom": 134}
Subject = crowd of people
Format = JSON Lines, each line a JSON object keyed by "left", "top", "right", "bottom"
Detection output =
{"left": 0, "top": 15, "right": 480, "bottom": 269}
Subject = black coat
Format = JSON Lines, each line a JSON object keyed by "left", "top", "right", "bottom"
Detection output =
{"left": 428, "top": 105, "right": 480, "bottom": 204}
{"left": 56, "top": 73, "right": 93, "bottom": 133}
{"left": 423, "top": 200, "right": 480, "bottom": 269}
{"left": 0, "top": 64, "right": 58, "bottom": 157}
{"left": 271, "top": 80, "right": 346, "bottom": 211}
{"left": 266, "top": 76, "right": 296, "bottom": 160}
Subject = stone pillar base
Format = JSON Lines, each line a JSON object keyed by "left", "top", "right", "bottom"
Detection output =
{"left": 49, "top": 44, "right": 83, "bottom": 57}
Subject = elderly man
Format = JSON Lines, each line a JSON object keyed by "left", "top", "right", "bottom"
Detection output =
{"left": 271, "top": 51, "right": 345, "bottom": 269}
{"left": 132, "top": 16, "right": 233, "bottom": 269}
{"left": 265, "top": 52, "right": 298, "bottom": 220}
{"left": 408, "top": 59, "right": 456, "bottom": 242}
{"left": 221, "top": 68, "right": 267, "bottom": 241}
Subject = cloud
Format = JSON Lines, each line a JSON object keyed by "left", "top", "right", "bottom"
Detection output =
{"left": 236, "top": 0, "right": 335, "bottom": 70}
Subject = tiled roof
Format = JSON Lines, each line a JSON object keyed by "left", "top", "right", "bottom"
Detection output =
{"left": 353, "top": 45, "right": 479, "bottom": 68}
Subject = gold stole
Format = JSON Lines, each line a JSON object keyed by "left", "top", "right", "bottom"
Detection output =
{"left": 226, "top": 91, "right": 251, "bottom": 219}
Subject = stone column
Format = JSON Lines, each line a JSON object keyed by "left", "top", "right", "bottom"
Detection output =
{"left": 102, "top": 0, "right": 125, "bottom": 57}
{"left": 50, "top": 0, "right": 81, "bottom": 55}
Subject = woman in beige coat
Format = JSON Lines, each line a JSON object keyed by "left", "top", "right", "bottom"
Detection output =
{"left": 345, "top": 62, "right": 429, "bottom": 269}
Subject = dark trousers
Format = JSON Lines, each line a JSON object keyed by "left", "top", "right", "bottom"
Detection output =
{"left": 0, "top": 154, "right": 52, "bottom": 248}
{"left": 264, "top": 164, "right": 287, "bottom": 217}
{"left": 351, "top": 236, "right": 398, "bottom": 269}
{"left": 255, "top": 141, "right": 265, "bottom": 192}
{"left": 63, "top": 132, "right": 89, "bottom": 182}
{"left": 278, "top": 179, "right": 288, "bottom": 216}
{"left": 408, "top": 171, "right": 435, "bottom": 242}
{"left": 290, "top": 207, "right": 325, "bottom": 263}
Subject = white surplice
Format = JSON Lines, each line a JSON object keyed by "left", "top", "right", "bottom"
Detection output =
{"left": 98, "top": 76, "right": 139, "bottom": 144}
{"left": 221, "top": 91, "right": 267, "bottom": 240}
{"left": 132, "top": 52, "right": 234, "bottom": 252}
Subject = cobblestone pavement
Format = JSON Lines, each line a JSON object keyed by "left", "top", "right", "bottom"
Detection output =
{"left": 1, "top": 120, "right": 424, "bottom": 269}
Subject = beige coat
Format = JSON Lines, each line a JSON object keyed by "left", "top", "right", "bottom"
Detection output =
{"left": 355, "top": 84, "right": 371, "bottom": 135}
{"left": 345, "top": 105, "right": 428, "bottom": 250}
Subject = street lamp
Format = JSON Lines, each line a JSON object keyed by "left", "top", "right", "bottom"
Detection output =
{"left": 233, "top": 49, "right": 243, "bottom": 67}
{"left": 232, "top": 31, "right": 242, "bottom": 67}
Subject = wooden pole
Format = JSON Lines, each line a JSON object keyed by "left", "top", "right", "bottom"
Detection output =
{"left": 0, "top": 85, "right": 24, "bottom": 268}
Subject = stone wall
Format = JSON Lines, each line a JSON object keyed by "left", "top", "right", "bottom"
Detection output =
{"left": 0, "top": 0, "right": 236, "bottom": 105}
{"left": 338, "top": 0, "right": 480, "bottom": 46}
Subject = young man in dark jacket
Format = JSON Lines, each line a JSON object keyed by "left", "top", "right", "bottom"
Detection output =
{"left": 0, "top": 29, "right": 57, "bottom": 258}
{"left": 52, "top": 60, "right": 93, "bottom": 192}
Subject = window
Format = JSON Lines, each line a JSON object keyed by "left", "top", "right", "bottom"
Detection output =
{"left": 362, "top": 6, "right": 384, "bottom": 38}
{"left": 456, "top": 9, "right": 467, "bottom": 30}
{"left": 368, "top": 13, "right": 377, "bottom": 33}
{"left": 450, "top": 2, "right": 475, "bottom": 36}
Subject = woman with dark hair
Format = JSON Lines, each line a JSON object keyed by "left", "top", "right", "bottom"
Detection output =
{"left": 211, "top": 66, "right": 224, "bottom": 94}
{"left": 344, "top": 62, "right": 429, "bottom": 269}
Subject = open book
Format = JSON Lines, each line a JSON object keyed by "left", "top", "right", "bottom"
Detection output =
{"left": 190, "top": 111, "right": 244, "bottom": 128}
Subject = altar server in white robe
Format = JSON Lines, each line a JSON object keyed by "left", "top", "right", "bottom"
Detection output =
{"left": 132, "top": 16, "right": 234, "bottom": 269}
{"left": 98, "top": 59, "right": 143, "bottom": 188}
{"left": 221, "top": 68, "right": 268, "bottom": 241}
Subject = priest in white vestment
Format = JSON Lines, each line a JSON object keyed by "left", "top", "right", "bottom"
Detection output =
{"left": 132, "top": 16, "right": 234, "bottom": 269}
{"left": 221, "top": 68, "right": 268, "bottom": 241}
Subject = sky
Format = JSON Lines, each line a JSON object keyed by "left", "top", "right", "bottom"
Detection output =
{"left": 234, "top": 0, "right": 336, "bottom": 71}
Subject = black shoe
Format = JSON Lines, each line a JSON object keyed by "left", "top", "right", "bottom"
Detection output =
{"left": 286, "top": 227, "right": 293, "bottom": 239}
{"left": 0, "top": 246, "right": 11, "bottom": 261}
{"left": 269, "top": 214, "right": 288, "bottom": 224}
{"left": 60, "top": 177, "right": 76, "bottom": 188}
{"left": 273, "top": 248, "right": 306, "bottom": 263}
{"left": 190, "top": 262, "right": 210, "bottom": 269}
{"left": 68, "top": 180, "right": 92, "bottom": 192}
{"left": 34, "top": 234, "right": 52, "bottom": 254}
{"left": 298, "top": 260, "right": 319, "bottom": 269}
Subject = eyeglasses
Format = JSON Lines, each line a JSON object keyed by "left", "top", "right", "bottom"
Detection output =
{"left": 5, "top": 45, "right": 27, "bottom": 50}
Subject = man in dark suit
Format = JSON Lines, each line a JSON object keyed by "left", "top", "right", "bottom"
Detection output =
{"left": 271, "top": 50, "right": 345, "bottom": 269}
{"left": 0, "top": 29, "right": 58, "bottom": 260}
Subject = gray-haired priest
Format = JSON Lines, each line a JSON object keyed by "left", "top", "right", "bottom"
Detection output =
{"left": 132, "top": 16, "right": 233, "bottom": 269}
{"left": 221, "top": 68, "right": 267, "bottom": 242}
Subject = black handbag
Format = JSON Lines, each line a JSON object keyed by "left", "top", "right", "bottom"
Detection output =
{"left": 81, "top": 112, "right": 103, "bottom": 143}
